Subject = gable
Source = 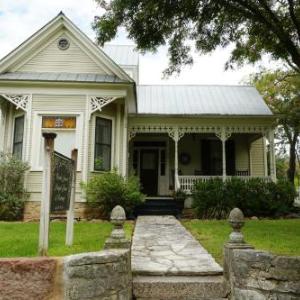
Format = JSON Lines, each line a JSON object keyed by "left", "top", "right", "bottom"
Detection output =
{"left": 0, "top": 12, "right": 133, "bottom": 82}
{"left": 15, "top": 32, "right": 107, "bottom": 74}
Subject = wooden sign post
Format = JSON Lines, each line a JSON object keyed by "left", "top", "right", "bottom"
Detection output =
{"left": 39, "top": 132, "right": 56, "bottom": 256}
{"left": 66, "top": 149, "right": 78, "bottom": 246}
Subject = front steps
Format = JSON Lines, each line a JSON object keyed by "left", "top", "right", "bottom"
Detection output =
{"left": 133, "top": 275, "right": 229, "bottom": 300}
{"left": 135, "top": 198, "right": 182, "bottom": 217}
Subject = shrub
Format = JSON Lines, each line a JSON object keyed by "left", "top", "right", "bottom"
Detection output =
{"left": 192, "top": 178, "right": 296, "bottom": 219}
{"left": 83, "top": 170, "right": 145, "bottom": 218}
{"left": 0, "top": 153, "right": 29, "bottom": 220}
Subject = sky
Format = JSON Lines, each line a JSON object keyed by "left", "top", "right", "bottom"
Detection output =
{"left": 0, "top": 0, "right": 275, "bottom": 85}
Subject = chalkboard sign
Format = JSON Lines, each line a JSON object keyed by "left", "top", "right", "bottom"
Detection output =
{"left": 51, "top": 152, "right": 73, "bottom": 212}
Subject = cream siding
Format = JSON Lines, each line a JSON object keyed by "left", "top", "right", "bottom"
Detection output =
{"left": 234, "top": 135, "right": 249, "bottom": 171}
{"left": 17, "top": 35, "right": 108, "bottom": 74}
{"left": 250, "top": 137, "right": 265, "bottom": 176}
{"left": 26, "top": 171, "right": 83, "bottom": 202}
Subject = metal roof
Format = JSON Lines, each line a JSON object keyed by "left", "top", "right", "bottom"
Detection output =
{"left": 0, "top": 72, "right": 128, "bottom": 83}
{"left": 137, "top": 85, "right": 273, "bottom": 115}
{"left": 103, "top": 45, "right": 139, "bottom": 66}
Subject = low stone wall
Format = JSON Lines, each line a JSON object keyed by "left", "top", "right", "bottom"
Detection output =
{"left": 64, "top": 249, "right": 132, "bottom": 300}
{"left": 227, "top": 249, "right": 300, "bottom": 299}
{"left": 24, "top": 201, "right": 105, "bottom": 221}
{"left": 0, "top": 250, "right": 131, "bottom": 300}
{"left": 0, "top": 257, "right": 62, "bottom": 300}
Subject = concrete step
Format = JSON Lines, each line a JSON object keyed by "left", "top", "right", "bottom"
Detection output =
{"left": 133, "top": 275, "right": 230, "bottom": 300}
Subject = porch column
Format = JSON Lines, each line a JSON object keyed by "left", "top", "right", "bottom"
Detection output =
{"left": 268, "top": 129, "right": 276, "bottom": 182}
{"left": 170, "top": 127, "right": 184, "bottom": 191}
{"left": 216, "top": 128, "right": 231, "bottom": 182}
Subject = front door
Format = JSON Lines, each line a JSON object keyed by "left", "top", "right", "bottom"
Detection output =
{"left": 140, "top": 149, "right": 158, "bottom": 196}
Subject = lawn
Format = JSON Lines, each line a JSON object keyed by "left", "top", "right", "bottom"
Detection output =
{"left": 183, "top": 219, "right": 300, "bottom": 264}
{"left": 0, "top": 221, "right": 134, "bottom": 257}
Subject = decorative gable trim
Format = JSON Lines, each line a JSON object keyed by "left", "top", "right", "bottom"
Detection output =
{"left": 1, "top": 94, "right": 31, "bottom": 112}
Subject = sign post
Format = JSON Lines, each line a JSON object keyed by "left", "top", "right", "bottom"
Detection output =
{"left": 66, "top": 149, "right": 78, "bottom": 246}
{"left": 39, "top": 132, "right": 56, "bottom": 256}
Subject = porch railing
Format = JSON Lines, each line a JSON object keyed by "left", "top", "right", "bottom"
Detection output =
{"left": 179, "top": 175, "right": 271, "bottom": 194}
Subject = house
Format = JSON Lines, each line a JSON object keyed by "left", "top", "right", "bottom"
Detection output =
{"left": 0, "top": 13, "right": 276, "bottom": 220}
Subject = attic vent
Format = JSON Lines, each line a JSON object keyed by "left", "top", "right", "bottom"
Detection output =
{"left": 57, "top": 37, "right": 70, "bottom": 50}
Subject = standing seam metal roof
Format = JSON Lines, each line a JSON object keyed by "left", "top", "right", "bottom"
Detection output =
{"left": 0, "top": 72, "right": 127, "bottom": 83}
{"left": 137, "top": 85, "right": 273, "bottom": 115}
{"left": 103, "top": 44, "right": 139, "bottom": 66}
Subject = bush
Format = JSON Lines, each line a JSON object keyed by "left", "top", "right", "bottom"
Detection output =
{"left": 83, "top": 170, "right": 145, "bottom": 218}
{"left": 192, "top": 178, "right": 296, "bottom": 219}
{"left": 0, "top": 153, "right": 29, "bottom": 220}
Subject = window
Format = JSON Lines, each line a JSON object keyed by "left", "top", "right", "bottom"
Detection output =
{"left": 94, "top": 117, "right": 112, "bottom": 171}
{"left": 13, "top": 115, "right": 25, "bottom": 160}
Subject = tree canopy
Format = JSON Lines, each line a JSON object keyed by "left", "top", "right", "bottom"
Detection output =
{"left": 93, "top": 0, "right": 300, "bottom": 75}
{"left": 249, "top": 70, "right": 300, "bottom": 183}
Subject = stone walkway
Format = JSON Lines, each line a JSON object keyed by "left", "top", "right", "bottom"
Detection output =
{"left": 131, "top": 216, "right": 223, "bottom": 276}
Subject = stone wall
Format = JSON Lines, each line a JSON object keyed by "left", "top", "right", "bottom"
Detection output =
{"left": 227, "top": 249, "right": 300, "bottom": 299}
{"left": 64, "top": 249, "right": 132, "bottom": 300}
{"left": 0, "top": 250, "right": 131, "bottom": 300}
{"left": 0, "top": 257, "right": 63, "bottom": 300}
{"left": 24, "top": 201, "right": 105, "bottom": 221}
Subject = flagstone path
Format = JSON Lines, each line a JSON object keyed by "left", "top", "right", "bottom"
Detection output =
{"left": 131, "top": 215, "right": 223, "bottom": 276}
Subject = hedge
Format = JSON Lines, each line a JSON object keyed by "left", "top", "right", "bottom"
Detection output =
{"left": 192, "top": 178, "right": 296, "bottom": 219}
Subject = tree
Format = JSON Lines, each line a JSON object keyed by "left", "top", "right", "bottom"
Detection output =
{"left": 249, "top": 70, "right": 300, "bottom": 184}
{"left": 93, "top": 0, "right": 300, "bottom": 75}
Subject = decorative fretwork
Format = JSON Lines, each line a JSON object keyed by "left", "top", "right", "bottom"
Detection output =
{"left": 90, "top": 96, "right": 117, "bottom": 114}
{"left": 128, "top": 124, "right": 271, "bottom": 141}
{"left": 215, "top": 129, "right": 232, "bottom": 142}
{"left": 1, "top": 94, "right": 30, "bottom": 112}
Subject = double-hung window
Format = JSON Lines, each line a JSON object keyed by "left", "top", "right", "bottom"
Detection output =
{"left": 94, "top": 117, "right": 112, "bottom": 171}
{"left": 13, "top": 115, "right": 25, "bottom": 160}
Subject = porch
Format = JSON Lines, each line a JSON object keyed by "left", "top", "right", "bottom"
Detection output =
{"left": 128, "top": 123, "right": 276, "bottom": 195}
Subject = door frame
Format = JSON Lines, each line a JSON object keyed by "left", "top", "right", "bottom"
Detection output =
{"left": 131, "top": 136, "right": 169, "bottom": 196}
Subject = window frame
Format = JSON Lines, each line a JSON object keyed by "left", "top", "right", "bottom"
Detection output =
{"left": 93, "top": 115, "right": 115, "bottom": 172}
{"left": 12, "top": 114, "right": 25, "bottom": 160}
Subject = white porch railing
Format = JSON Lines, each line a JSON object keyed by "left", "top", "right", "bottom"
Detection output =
{"left": 179, "top": 175, "right": 272, "bottom": 194}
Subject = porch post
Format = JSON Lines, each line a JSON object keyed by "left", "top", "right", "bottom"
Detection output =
{"left": 216, "top": 128, "right": 230, "bottom": 182}
{"left": 170, "top": 127, "right": 183, "bottom": 191}
{"left": 268, "top": 129, "right": 276, "bottom": 182}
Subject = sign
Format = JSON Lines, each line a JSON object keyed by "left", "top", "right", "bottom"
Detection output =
{"left": 51, "top": 151, "right": 73, "bottom": 212}
{"left": 42, "top": 116, "right": 76, "bottom": 129}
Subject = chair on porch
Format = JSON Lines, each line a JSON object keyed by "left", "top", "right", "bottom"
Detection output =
{"left": 235, "top": 170, "right": 249, "bottom": 176}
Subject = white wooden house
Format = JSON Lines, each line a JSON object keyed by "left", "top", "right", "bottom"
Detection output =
{"left": 0, "top": 13, "right": 276, "bottom": 219}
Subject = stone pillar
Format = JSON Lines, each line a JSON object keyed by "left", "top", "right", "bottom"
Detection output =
{"left": 104, "top": 205, "right": 130, "bottom": 249}
{"left": 223, "top": 208, "right": 253, "bottom": 281}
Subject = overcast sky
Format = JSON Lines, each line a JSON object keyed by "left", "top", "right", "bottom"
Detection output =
{"left": 0, "top": 0, "right": 275, "bottom": 85}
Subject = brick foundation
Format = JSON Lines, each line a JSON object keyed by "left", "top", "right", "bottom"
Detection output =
{"left": 24, "top": 201, "right": 105, "bottom": 221}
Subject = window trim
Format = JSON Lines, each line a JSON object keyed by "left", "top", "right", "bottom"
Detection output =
{"left": 12, "top": 114, "right": 25, "bottom": 160}
{"left": 31, "top": 111, "right": 83, "bottom": 171}
{"left": 91, "top": 114, "right": 115, "bottom": 172}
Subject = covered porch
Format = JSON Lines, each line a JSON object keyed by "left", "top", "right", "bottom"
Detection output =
{"left": 128, "top": 122, "right": 276, "bottom": 195}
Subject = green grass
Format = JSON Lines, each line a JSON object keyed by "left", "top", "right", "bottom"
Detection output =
{"left": 0, "top": 221, "right": 134, "bottom": 257}
{"left": 183, "top": 219, "right": 300, "bottom": 264}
